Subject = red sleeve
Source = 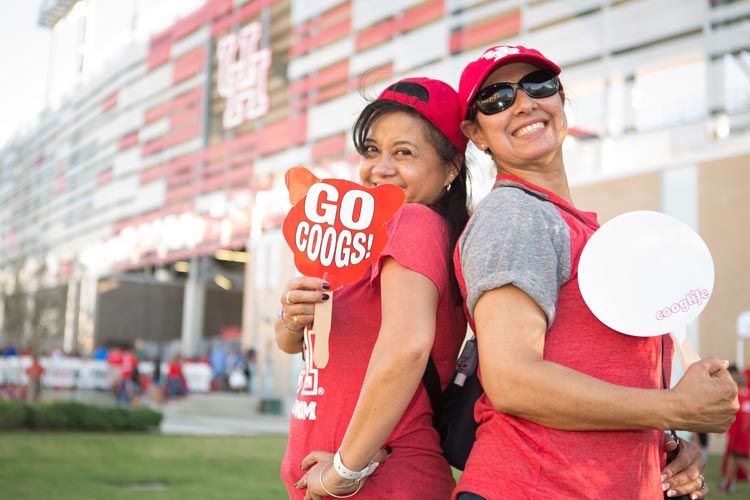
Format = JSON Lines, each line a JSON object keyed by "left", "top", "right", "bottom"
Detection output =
{"left": 370, "top": 203, "right": 450, "bottom": 297}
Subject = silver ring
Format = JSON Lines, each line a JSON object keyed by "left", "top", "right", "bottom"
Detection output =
{"left": 286, "top": 291, "right": 293, "bottom": 305}
{"left": 699, "top": 474, "right": 705, "bottom": 489}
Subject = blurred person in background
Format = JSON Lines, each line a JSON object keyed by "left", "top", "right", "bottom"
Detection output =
{"left": 209, "top": 340, "right": 228, "bottom": 391}
{"left": 118, "top": 348, "right": 141, "bottom": 408}
{"left": 165, "top": 353, "right": 188, "bottom": 400}
{"left": 720, "top": 364, "right": 750, "bottom": 494}
{"left": 25, "top": 352, "right": 45, "bottom": 403}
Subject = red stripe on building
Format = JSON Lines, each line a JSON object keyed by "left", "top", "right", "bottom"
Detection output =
{"left": 229, "top": 150, "right": 256, "bottom": 169}
{"left": 312, "top": 134, "right": 347, "bottom": 160}
{"left": 168, "top": 124, "right": 202, "bottom": 149}
{"left": 402, "top": 0, "right": 444, "bottom": 32}
{"left": 355, "top": 17, "right": 398, "bottom": 52}
{"left": 222, "top": 165, "right": 253, "bottom": 188}
{"left": 291, "top": 60, "right": 349, "bottom": 97}
{"left": 174, "top": 87, "right": 204, "bottom": 109}
{"left": 145, "top": 102, "right": 170, "bottom": 124}
{"left": 118, "top": 131, "right": 139, "bottom": 151}
{"left": 96, "top": 167, "right": 114, "bottom": 187}
{"left": 299, "top": 1, "right": 351, "bottom": 37}
{"left": 450, "top": 10, "right": 520, "bottom": 53}
{"left": 102, "top": 92, "right": 118, "bottom": 113}
{"left": 165, "top": 183, "right": 200, "bottom": 204}
{"left": 210, "top": 0, "right": 273, "bottom": 36}
{"left": 142, "top": 137, "right": 166, "bottom": 157}
{"left": 312, "top": 60, "right": 349, "bottom": 91}
{"left": 173, "top": 46, "right": 207, "bottom": 84}
{"left": 144, "top": 87, "right": 205, "bottom": 126}
{"left": 311, "top": 80, "right": 350, "bottom": 105}
{"left": 173, "top": 0, "right": 232, "bottom": 41}
{"left": 170, "top": 107, "right": 203, "bottom": 130}
{"left": 292, "top": 3, "right": 352, "bottom": 57}
{"left": 291, "top": 17, "right": 351, "bottom": 57}
{"left": 147, "top": 35, "right": 172, "bottom": 70}
{"left": 229, "top": 128, "right": 258, "bottom": 154}
{"left": 142, "top": 124, "right": 200, "bottom": 157}
{"left": 140, "top": 164, "right": 166, "bottom": 184}
{"left": 257, "top": 115, "right": 307, "bottom": 156}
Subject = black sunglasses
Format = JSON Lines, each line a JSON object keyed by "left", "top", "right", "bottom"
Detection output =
{"left": 470, "top": 69, "right": 560, "bottom": 117}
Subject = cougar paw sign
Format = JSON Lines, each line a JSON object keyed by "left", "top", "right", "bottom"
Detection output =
{"left": 282, "top": 167, "right": 405, "bottom": 290}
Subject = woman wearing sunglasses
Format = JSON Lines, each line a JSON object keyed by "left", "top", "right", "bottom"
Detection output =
{"left": 453, "top": 45, "right": 739, "bottom": 500}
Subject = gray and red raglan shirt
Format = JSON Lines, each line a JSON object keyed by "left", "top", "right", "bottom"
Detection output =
{"left": 454, "top": 173, "right": 673, "bottom": 500}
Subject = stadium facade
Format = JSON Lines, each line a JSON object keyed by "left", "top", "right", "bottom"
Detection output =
{"left": 1, "top": 0, "right": 748, "bottom": 398}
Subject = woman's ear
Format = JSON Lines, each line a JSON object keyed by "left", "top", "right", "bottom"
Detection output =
{"left": 460, "top": 120, "right": 488, "bottom": 153}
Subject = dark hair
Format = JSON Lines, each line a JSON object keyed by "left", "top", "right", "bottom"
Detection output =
{"left": 353, "top": 99, "right": 470, "bottom": 305}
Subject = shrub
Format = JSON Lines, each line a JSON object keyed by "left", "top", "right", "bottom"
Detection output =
{"left": 128, "top": 407, "right": 163, "bottom": 431}
{"left": 30, "top": 403, "right": 71, "bottom": 429}
{"left": 0, "top": 401, "right": 163, "bottom": 432}
{"left": 0, "top": 400, "right": 27, "bottom": 430}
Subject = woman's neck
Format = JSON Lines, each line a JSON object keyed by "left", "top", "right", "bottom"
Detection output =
{"left": 496, "top": 158, "right": 573, "bottom": 205}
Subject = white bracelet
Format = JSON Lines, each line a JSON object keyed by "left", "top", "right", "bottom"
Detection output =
{"left": 333, "top": 451, "right": 379, "bottom": 483}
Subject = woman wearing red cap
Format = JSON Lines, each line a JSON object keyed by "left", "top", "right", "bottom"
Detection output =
{"left": 276, "top": 77, "right": 470, "bottom": 499}
{"left": 453, "top": 45, "right": 739, "bottom": 500}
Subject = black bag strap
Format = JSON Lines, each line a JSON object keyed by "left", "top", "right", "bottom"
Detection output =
{"left": 423, "top": 355, "right": 442, "bottom": 429}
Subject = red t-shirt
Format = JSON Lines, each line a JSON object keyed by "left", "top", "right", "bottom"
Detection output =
{"left": 121, "top": 352, "right": 138, "bottom": 378}
{"left": 167, "top": 361, "right": 183, "bottom": 378}
{"left": 26, "top": 362, "right": 44, "bottom": 380}
{"left": 727, "top": 387, "right": 750, "bottom": 455}
{"left": 454, "top": 175, "right": 672, "bottom": 500}
{"left": 280, "top": 204, "right": 466, "bottom": 499}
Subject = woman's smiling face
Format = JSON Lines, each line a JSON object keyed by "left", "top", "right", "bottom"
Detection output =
{"left": 359, "top": 110, "right": 454, "bottom": 205}
{"left": 465, "top": 62, "right": 567, "bottom": 171}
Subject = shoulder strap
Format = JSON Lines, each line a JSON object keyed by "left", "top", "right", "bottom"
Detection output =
{"left": 423, "top": 356, "right": 442, "bottom": 428}
{"left": 496, "top": 182, "right": 595, "bottom": 228}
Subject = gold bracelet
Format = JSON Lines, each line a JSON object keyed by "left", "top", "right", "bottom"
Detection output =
{"left": 319, "top": 462, "right": 363, "bottom": 499}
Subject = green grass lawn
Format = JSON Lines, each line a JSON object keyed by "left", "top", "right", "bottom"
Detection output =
{"left": 0, "top": 432, "right": 289, "bottom": 500}
{"left": 1, "top": 432, "right": 748, "bottom": 499}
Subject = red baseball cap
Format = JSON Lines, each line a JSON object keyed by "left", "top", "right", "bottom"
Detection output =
{"left": 459, "top": 45, "right": 561, "bottom": 119}
{"left": 377, "top": 77, "right": 468, "bottom": 151}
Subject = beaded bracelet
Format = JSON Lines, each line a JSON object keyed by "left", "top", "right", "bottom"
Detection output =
{"left": 277, "top": 306, "right": 303, "bottom": 335}
{"left": 319, "top": 462, "right": 363, "bottom": 499}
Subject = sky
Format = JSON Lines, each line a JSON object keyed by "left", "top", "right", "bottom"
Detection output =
{"left": 0, "top": 0, "right": 50, "bottom": 148}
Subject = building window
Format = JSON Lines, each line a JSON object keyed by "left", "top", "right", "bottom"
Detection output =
{"left": 722, "top": 51, "right": 750, "bottom": 113}
{"left": 632, "top": 60, "right": 707, "bottom": 132}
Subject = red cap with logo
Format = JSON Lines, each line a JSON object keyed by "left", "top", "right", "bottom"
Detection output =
{"left": 378, "top": 77, "right": 468, "bottom": 151}
{"left": 458, "top": 45, "right": 561, "bottom": 119}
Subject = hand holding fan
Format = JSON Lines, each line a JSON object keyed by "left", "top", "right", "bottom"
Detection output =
{"left": 578, "top": 211, "right": 714, "bottom": 369}
{"left": 282, "top": 167, "right": 404, "bottom": 367}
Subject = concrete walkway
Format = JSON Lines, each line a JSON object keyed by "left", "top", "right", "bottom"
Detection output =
{"left": 157, "top": 392, "right": 290, "bottom": 436}
{"left": 43, "top": 389, "right": 291, "bottom": 436}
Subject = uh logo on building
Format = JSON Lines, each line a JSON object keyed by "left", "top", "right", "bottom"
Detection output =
{"left": 283, "top": 168, "right": 405, "bottom": 420}
{"left": 216, "top": 21, "right": 272, "bottom": 129}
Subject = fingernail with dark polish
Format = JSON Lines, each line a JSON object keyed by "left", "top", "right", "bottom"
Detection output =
{"left": 322, "top": 282, "right": 331, "bottom": 290}
{"left": 322, "top": 293, "right": 330, "bottom": 300}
